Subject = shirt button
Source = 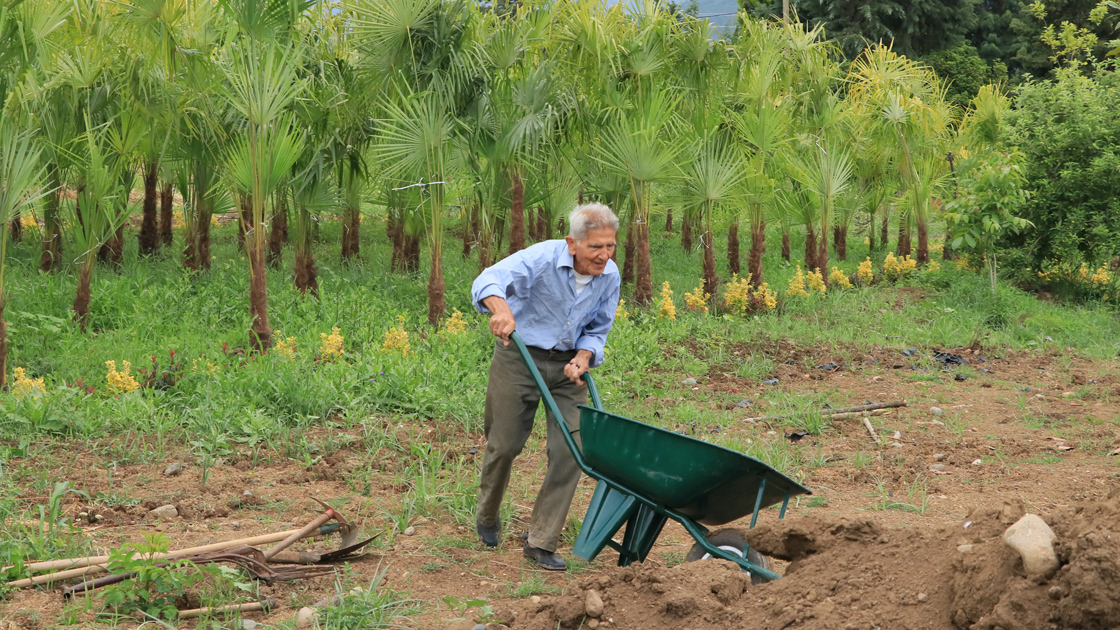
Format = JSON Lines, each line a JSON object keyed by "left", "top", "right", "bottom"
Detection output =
{"left": 567, "top": 321, "right": 571, "bottom": 325}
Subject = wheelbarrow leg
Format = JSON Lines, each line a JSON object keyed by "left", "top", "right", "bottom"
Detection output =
{"left": 618, "top": 504, "right": 668, "bottom": 566}
{"left": 573, "top": 481, "right": 638, "bottom": 562}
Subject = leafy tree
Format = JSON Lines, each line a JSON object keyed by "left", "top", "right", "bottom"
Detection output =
{"left": 922, "top": 43, "right": 1008, "bottom": 106}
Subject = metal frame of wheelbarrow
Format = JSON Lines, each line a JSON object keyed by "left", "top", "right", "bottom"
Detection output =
{"left": 509, "top": 332, "right": 806, "bottom": 582}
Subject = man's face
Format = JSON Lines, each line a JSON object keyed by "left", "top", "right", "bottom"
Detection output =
{"left": 566, "top": 228, "right": 617, "bottom": 276}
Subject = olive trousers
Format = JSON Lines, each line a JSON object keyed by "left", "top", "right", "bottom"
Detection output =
{"left": 476, "top": 341, "right": 586, "bottom": 552}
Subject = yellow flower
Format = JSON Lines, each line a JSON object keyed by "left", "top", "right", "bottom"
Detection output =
{"left": 320, "top": 327, "right": 345, "bottom": 361}
{"left": 754, "top": 282, "right": 778, "bottom": 311}
{"left": 105, "top": 360, "right": 139, "bottom": 395}
{"left": 682, "top": 280, "right": 710, "bottom": 314}
{"left": 863, "top": 237, "right": 870, "bottom": 246}
{"left": 615, "top": 298, "right": 628, "bottom": 321}
{"left": 274, "top": 332, "right": 297, "bottom": 360}
{"left": 1090, "top": 265, "right": 1111, "bottom": 285}
{"left": 787, "top": 266, "right": 809, "bottom": 298}
{"left": 829, "top": 266, "right": 852, "bottom": 289}
{"left": 722, "top": 274, "right": 753, "bottom": 315}
{"left": 440, "top": 309, "right": 468, "bottom": 337}
{"left": 857, "top": 258, "right": 874, "bottom": 285}
{"left": 11, "top": 367, "right": 46, "bottom": 400}
{"left": 381, "top": 317, "right": 411, "bottom": 356}
{"left": 806, "top": 268, "right": 827, "bottom": 294}
{"left": 657, "top": 282, "right": 676, "bottom": 320}
{"left": 928, "top": 260, "right": 941, "bottom": 271}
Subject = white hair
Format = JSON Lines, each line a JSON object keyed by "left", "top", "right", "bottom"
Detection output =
{"left": 568, "top": 203, "right": 619, "bottom": 241}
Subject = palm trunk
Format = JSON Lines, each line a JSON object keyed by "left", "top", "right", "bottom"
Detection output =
{"left": 388, "top": 210, "right": 404, "bottom": 272}
{"left": 237, "top": 197, "right": 251, "bottom": 251}
{"left": 880, "top": 215, "right": 889, "bottom": 250}
{"left": 463, "top": 203, "right": 477, "bottom": 258}
{"left": 508, "top": 169, "right": 525, "bottom": 255}
{"left": 294, "top": 232, "right": 318, "bottom": 298}
{"left": 804, "top": 227, "right": 818, "bottom": 271}
{"left": 159, "top": 181, "right": 174, "bottom": 248}
{"left": 100, "top": 226, "right": 124, "bottom": 269}
{"left": 942, "top": 237, "right": 954, "bottom": 261}
{"left": 621, "top": 217, "right": 636, "bottom": 285}
{"left": 896, "top": 219, "right": 911, "bottom": 257}
{"left": 139, "top": 161, "right": 159, "bottom": 255}
{"left": 183, "top": 220, "right": 200, "bottom": 271}
{"left": 40, "top": 169, "right": 62, "bottom": 273}
{"left": 341, "top": 177, "right": 360, "bottom": 263}
{"left": 665, "top": 208, "right": 673, "bottom": 232}
{"left": 9, "top": 217, "right": 21, "bottom": 244}
{"left": 72, "top": 262, "right": 93, "bottom": 331}
{"left": 404, "top": 233, "right": 420, "bottom": 272}
{"left": 536, "top": 205, "right": 549, "bottom": 241}
{"left": 681, "top": 212, "right": 692, "bottom": 252}
{"left": 634, "top": 218, "right": 652, "bottom": 306}
{"left": 248, "top": 243, "right": 272, "bottom": 352}
{"left": 198, "top": 210, "right": 212, "bottom": 270}
{"left": 428, "top": 253, "right": 445, "bottom": 327}
{"left": 781, "top": 229, "right": 791, "bottom": 262}
{"left": 268, "top": 200, "right": 286, "bottom": 269}
{"left": 868, "top": 208, "right": 877, "bottom": 251}
{"left": 702, "top": 222, "right": 717, "bottom": 299}
{"left": 727, "top": 220, "right": 741, "bottom": 276}
{"left": 834, "top": 225, "right": 847, "bottom": 261}
{"left": 748, "top": 218, "right": 765, "bottom": 286}
{"left": 916, "top": 221, "right": 929, "bottom": 265}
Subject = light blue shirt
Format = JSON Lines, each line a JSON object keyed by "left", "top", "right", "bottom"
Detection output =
{"left": 471, "top": 240, "right": 621, "bottom": 368}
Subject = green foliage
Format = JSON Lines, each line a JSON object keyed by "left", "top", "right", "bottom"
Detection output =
{"left": 1003, "top": 67, "right": 1120, "bottom": 268}
{"left": 317, "top": 573, "right": 418, "bottom": 629}
{"left": 922, "top": 44, "right": 1009, "bottom": 105}
{"left": 101, "top": 532, "right": 207, "bottom": 620}
{"left": 945, "top": 153, "right": 1032, "bottom": 292}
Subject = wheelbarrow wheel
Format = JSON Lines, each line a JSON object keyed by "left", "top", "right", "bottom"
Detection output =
{"left": 684, "top": 528, "right": 769, "bottom": 585}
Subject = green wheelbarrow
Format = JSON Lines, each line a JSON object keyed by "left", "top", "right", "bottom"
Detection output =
{"left": 510, "top": 331, "right": 811, "bottom": 582}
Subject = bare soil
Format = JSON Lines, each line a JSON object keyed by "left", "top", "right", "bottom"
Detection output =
{"left": 2, "top": 343, "right": 1119, "bottom": 629}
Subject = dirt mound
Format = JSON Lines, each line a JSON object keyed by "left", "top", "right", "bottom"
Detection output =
{"left": 506, "top": 492, "right": 1120, "bottom": 630}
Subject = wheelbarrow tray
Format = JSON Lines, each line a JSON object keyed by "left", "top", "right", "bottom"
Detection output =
{"left": 579, "top": 406, "right": 806, "bottom": 526}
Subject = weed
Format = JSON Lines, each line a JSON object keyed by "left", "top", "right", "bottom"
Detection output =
{"left": 506, "top": 573, "right": 560, "bottom": 597}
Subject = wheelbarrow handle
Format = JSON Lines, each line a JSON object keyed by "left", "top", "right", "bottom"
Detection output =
{"left": 509, "top": 331, "right": 597, "bottom": 475}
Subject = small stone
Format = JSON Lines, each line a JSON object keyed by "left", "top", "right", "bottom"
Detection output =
{"left": 243, "top": 490, "right": 252, "bottom": 496}
{"left": 94, "top": 514, "right": 103, "bottom": 522}
{"left": 1034, "top": 394, "right": 1045, "bottom": 400}
{"left": 240, "top": 620, "right": 260, "bottom": 630}
{"left": 682, "top": 378, "right": 697, "bottom": 386}
{"left": 149, "top": 504, "right": 178, "bottom": 520}
{"left": 917, "top": 593, "right": 928, "bottom": 603}
{"left": 472, "top": 624, "right": 487, "bottom": 630}
{"left": 957, "top": 544, "right": 974, "bottom": 553}
{"left": 445, "top": 621, "right": 476, "bottom": 630}
{"left": 585, "top": 590, "right": 604, "bottom": 618}
{"left": 890, "top": 441, "right": 903, "bottom": 448}
{"left": 763, "top": 378, "right": 779, "bottom": 386}
{"left": 892, "top": 431, "right": 901, "bottom": 440}
{"left": 530, "top": 596, "right": 541, "bottom": 604}
{"left": 163, "top": 462, "right": 184, "bottom": 476}
{"left": 295, "top": 607, "right": 316, "bottom": 629}
{"left": 231, "top": 522, "right": 241, "bottom": 530}
{"left": 403, "top": 526, "right": 416, "bottom": 536}
{"left": 1048, "top": 586, "right": 1063, "bottom": 600}
{"left": 933, "top": 454, "right": 945, "bottom": 461}
{"left": 972, "top": 459, "right": 983, "bottom": 466}
{"left": 955, "top": 374, "right": 968, "bottom": 381}
{"left": 930, "top": 464, "right": 946, "bottom": 472}
{"left": 1003, "top": 514, "right": 1059, "bottom": 577}
{"left": 1045, "top": 336, "right": 1054, "bottom": 342}
{"left": 78, "top": 512, "right": 88, "bottom": 519}
{"left": 930, "top": 406, "right": 944, "bottom": 416}
{"left": 736, "top": 399, "right": 754, "bottom": 408}
{"left": 872, "top": 376, "right": 885, "bottom": 382}
{"left": 588, "top": 620, "right": 600, "bottom": 629}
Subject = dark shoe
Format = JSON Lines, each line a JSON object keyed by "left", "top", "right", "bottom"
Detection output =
{"left": 477, "top": 520, "right": 501, "bottom": 547}
{"left": 523, "top": 543, "right": 567, "bottom": 571}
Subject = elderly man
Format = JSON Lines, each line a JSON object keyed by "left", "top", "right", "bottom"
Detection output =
{"left": 470, "top": 202, "right": 621, "bottom": 571}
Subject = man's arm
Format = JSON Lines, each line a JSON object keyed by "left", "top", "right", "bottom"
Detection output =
{"left": 573, "top": 275, "right": 621, "bottom": 370}
{"left": 482, "top": 296, "right": 516, "bottom": 347}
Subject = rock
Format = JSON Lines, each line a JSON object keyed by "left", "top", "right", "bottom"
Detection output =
{"left": 530, "top": 596, "right": 541, "bottom": 604}
{"left": 163, "top": 462, "right": 184, "bottom": 476}
{"left": 240, "top": 620, "right": 260, "bottom": 630}
{"left": 472, "top": 624, "right": 487, "bottom": 630}
{"left": 295, "top": 607, "right": 316, "bottom": 629}
{"left": 403, "top": 526, "right": 416, "bottom": 536}
{"left": 1048, "top": 586, "right": 1064, "bottom": 600}
{"left": 957, "top": 544, "right": 974, "bottom": 553}
{"left": 231, "top": 522, "right": 241, "bottom": 530}
{"left": 443, "top": 621, "right": 475, "bottom": 630}
{"left": 585, "top": 590, "right": 604, "bottom": 618}
{"left": 930, "top": 464, "right": 946, "bottom": 472}
{"left": 933, "top": 453, "right": 945, "bottom": 461}
{"left": 736, "top": 399, "right": 754, "bottom": 408}
{"left": 872, "top": 376, "right": 885, "bottom": 382}
{"left": 1002, "top": 514, "right": 1059, "bottom": 577}
{"left": 243, "top": 489, "right": 252, "bottom": 496}
{"left": 682, "top": 378, "right": 697, "bottom": 386}
{"left": 890, "top": 441, "right": 903, "bottom": 448}
{"left": 930, "top": 406, "right": 944, "bottom": 416}
{"left": 954, "top": 374, "right": 968, "bottom": 381}
{"left": 1027, "top": 340, "right": 1038, "bottom": 346}
{"left": 917, "top": 593, "right": 928, "bottom": 603}
{"left": 892, "top": 431, "right": 901, "bottom": 440}
{"left": 972, "top": 459, "right": 983, "bottom": 466}
{"left": 762, "top": 378, "right": 779, "bottom": 386}
{"left": 149, "top": 504, "right": 178, "bottom": 520}
{"left": 588, "top": 620, "right": 600, "bottom": 629}
{"left": 1045, "top": 336, "right": 1054, "bottom": 342}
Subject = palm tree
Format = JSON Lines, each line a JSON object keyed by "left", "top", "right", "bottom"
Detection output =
{"left": 221, "top": 41, "right": 306, "bottom": 351}
{"left": 0, "top": 123, "right": 48, "bottom": 387}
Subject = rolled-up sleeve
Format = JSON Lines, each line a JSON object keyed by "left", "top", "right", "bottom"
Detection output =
{"left": 575, "top": 275, "right": 620, "bottom": 368}
{"left": 471, "top": 253, "right": 535, "bottom": 313}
